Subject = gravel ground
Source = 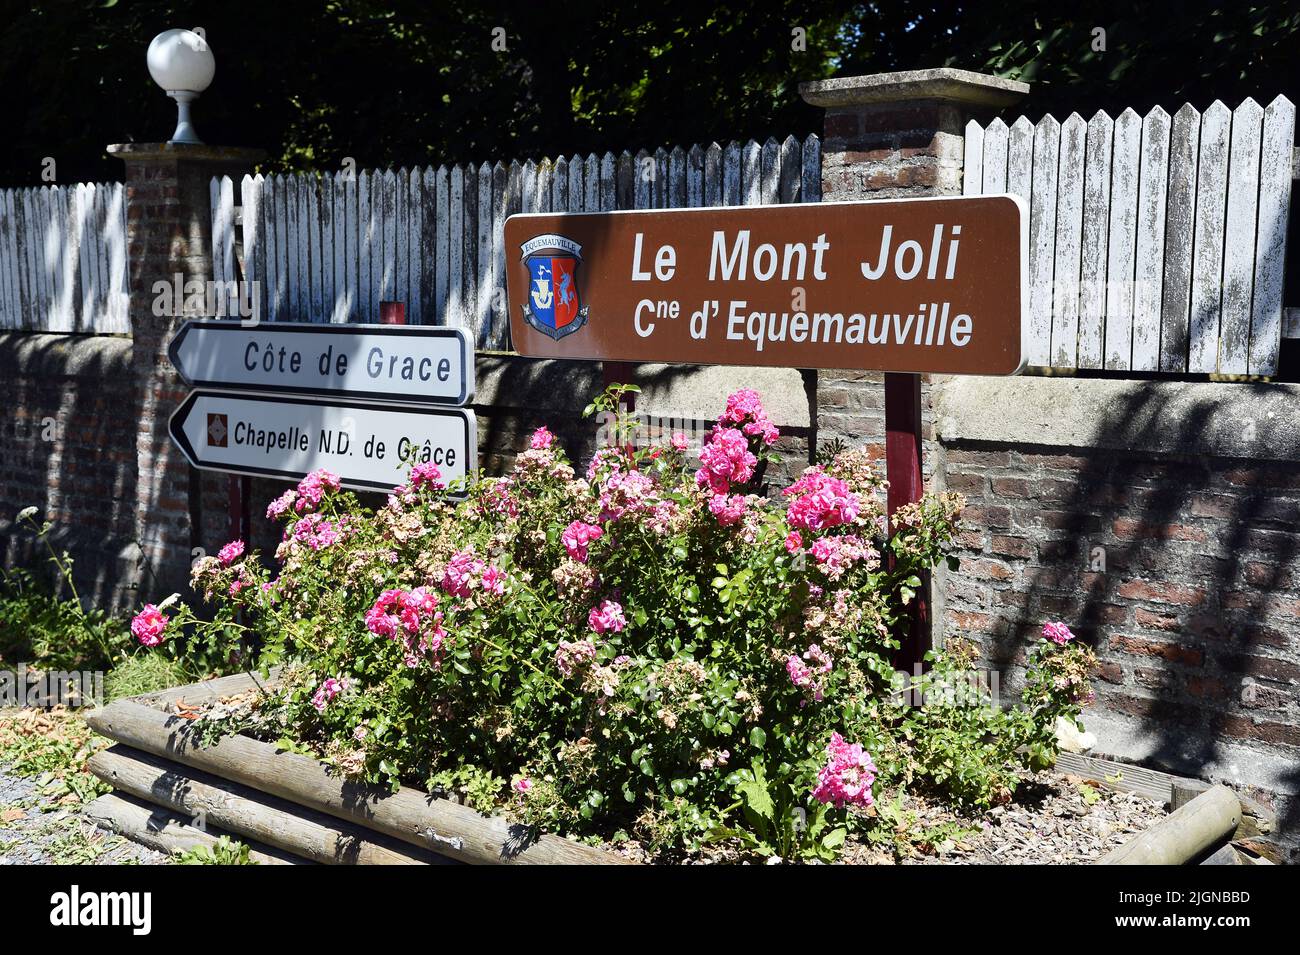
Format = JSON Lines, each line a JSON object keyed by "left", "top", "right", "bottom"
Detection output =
{"left": 843, "top": 771, "right": 1167, "bottom": 865}
{"left": 0, "top": 766, "right": 169, "bottom": 865}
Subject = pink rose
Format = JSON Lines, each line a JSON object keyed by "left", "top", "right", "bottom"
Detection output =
{"left": 587, "top": 599, "right": 626, "bottom": 634}
{"left": 1043, "top": 621, "right": 1075, "bottom": 645}
{"left": 130, "top": 605, "right": 169, "bottom": 647}
{"left": 811, "top": 731, "right": 876, "bottom": 809}
{"left": 217, "top": 540, "right": 245, "bottom": 566}
{"left": 562, "top": 520, "right": 604, "bottom": 563}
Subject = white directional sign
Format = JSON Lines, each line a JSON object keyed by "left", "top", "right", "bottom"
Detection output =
{"left": 167, "top": 320, "right": 474, "bottom": 405}
{"left": 169, "top": 391, "right": 477, "bottom": 493}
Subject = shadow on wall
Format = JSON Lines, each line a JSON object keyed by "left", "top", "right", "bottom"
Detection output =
{"left": 0, "top": 333, "right": 139, "bottom": 613}
{"left": 961, "top": 378, "right": 1300, "bottom": 846}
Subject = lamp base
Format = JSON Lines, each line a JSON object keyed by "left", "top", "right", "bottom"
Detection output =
{"left": 167, "top": 90, "right": 203, "bottom": 145}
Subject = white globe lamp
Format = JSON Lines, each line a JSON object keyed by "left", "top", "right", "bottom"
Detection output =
{"left": 147, "top": 29, "right": 216, "bottom": 145}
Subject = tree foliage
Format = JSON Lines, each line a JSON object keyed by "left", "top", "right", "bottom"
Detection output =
{"left": 1, "top": 1, "right": 1295, "bottom": 186}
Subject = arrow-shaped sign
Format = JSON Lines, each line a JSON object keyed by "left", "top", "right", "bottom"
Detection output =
{"left": 169, "top": 390, "right": 477, "bottom": 494}
{"left": 167, "top": 320, "right": 475, "bottom": 405}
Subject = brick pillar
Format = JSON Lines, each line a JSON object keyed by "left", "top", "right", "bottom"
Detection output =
{"left": 108, "top": 143, "right": 264, "bottom": 600}
{"left": 798, "top": 68, "right": 1028, "bottom": 461}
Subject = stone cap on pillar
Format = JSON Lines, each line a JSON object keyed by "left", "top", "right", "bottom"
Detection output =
{"left": 107, "top": 142, "right": 267, "bottom": 167}
{"left": 799, "top": 68, "right": 1028, "bottom": 110}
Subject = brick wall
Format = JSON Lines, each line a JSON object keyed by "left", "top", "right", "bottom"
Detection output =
{"left": 934, "top": 375, "right": 1300, "bottom": 855}
{"left": 0, "top": 333, "right": 140, "bottom": 611}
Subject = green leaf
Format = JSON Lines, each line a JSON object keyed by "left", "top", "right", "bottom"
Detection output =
{"left": 749, "top": 726, "right": 767, "bottom": 749}
{"left": 736, "top": 779, "right": 774, "bottom": 821}
{"left": 670, "top": 778, "right": 689, "bottom": 796}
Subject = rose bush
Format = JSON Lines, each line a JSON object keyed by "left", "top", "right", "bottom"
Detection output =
{"left": 133, "top": 385, "right": 1096, "bottom": 861}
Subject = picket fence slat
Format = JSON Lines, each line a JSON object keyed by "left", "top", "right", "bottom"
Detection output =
{"left": 309, "top": 174, "right": 325, "bottom": 321}
{"left": 243, "top": 175, "right": 262, "bottom": 322}
{"left": 1027, "top": 115, "right": 1060, "bottom": 365}
{"left": 1051, "top": 114, "right": 1085, "bottom": 367}
{"left": 327, "top": 173, "right": 345, "bottom": 323}
{"left": 298, "top": 174, "right": 313, "bottom": 319}
{"left": 68, "top": 184, "right": 89, "bottom": 332}
{"left": 1104, "top": 108, "right": 1141, "bottom": 370}
{"left": 983, "top": 118, "right": 1009, "bottom": 193}
{"left": 1159, "top": 104, "right": 1201, "bottom": 372}
{"left": 599, "top": 153, "right": 616, "bottom": 212}
{"left": 778, "top": 135, "right": 800, "bottom": 203}
{"left": 1077, "top": 110, "right": 1114, "bottom": 369}
{"left": 963, "top": 120, "right": 983, "bottom": 196}
{"left": 0, "top": 192, "right": 14, "bottom": 326}
{"left": 1132, "top": 107, "right": 1171, "bottom": 371}
{"left": 32, "top": 189, "right": 49, "bottom": 329}
{"left": 462, "top": 163, "right": 478, "bottom": 332}
{"left": 1189, "top": 101, "right": 1231, "bottom": 373}
{"left": 477, "top": 162, "right": 493, "bottom": 341}
{"left": 760, "top": 138, "right": 779, "bottom": 205}
{"left": 90, "top": 184, "right": 106, "bottom": 330}
{"left": 1220, "top": 99, "right": 1265, "bottom": 374}
{"left": 0, "top": 193, "right": 10, "bottom": 326}
{"left": 1250, "top": 96, "right": 1296, "bottom": 373}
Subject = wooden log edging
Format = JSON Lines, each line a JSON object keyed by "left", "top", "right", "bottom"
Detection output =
{"left": 1096, "top": 785, "right": 1241, "bottom": 865}
{"left": 88, "top": 745, "right": 457, "bottom": 866}
{"left": 84, "top": 792, "right": 303, "bottom": 865}
{"left": 125, "top": 667, "right": 280, "bottom": 708}
{"left": 84, "top": 698, "right": 634, "bottom": 865}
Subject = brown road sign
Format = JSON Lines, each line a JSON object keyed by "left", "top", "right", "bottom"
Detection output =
{"left": 506, "top": 195, "right": 1026, "bottom": 375}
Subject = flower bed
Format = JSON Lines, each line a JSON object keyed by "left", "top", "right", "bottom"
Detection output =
{"left": 125, "top": 385, "right": 1101, "bottom": 863}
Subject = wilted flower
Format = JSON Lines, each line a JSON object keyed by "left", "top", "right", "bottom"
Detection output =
{"left": 555, "top": 639, "right": 597, "bottom": 678}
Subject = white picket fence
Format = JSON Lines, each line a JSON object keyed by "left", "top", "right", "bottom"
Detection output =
{"left": 212, "top": 135, "right": 822, "bottom": 349}
{"left": 0, "top": 183, "right": 129, "bottom": 334}
{"left": 965, "top": 97, "right": 1295, "bottom": 375}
